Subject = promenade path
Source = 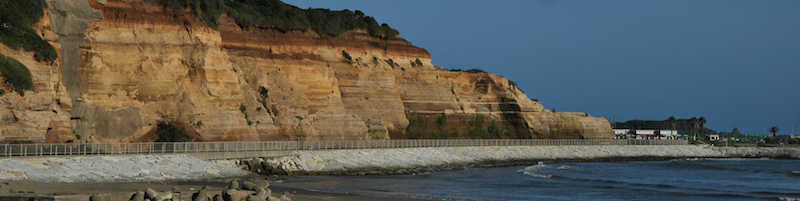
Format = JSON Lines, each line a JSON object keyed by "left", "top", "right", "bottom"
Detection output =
{"left": 0, "top": 139, "right": 686, "bottom": 159}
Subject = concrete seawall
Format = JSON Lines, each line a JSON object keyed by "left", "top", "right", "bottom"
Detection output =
{"left": 249, "top": 145, "right": 800, "bottom": 175}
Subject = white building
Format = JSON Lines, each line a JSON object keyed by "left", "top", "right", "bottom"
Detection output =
{"left": 708, "top": 135, "right": 720, "bottom": 141}
{"left": 659, "top": 130, "right": 678, "bottom": 137}
{"left": 613, "top": 129, "right": 629, "bottom": 135}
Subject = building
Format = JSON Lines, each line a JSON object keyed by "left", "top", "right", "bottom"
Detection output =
{"left": 613, "top": 129, "right": 630, "bottom": 139}
{"left": 659, "top": 130, "right": 679, "bottom": 139}
{"left": 613, "top": 129, "right": 630, "bottom": 135}
{"left": 635, "top": 130, "right": 657, "bottom": 139}
{"left": 708, "top": 135, "right": 720, "bottom": 141}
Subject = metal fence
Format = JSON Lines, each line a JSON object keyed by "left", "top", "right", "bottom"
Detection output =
{"left": 0, "top": 139, "right": 687, "bottom": 157}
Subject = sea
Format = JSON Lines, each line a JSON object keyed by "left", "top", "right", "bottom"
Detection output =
{"left": 277, "top": 159, "right": 800, "bottom": 201}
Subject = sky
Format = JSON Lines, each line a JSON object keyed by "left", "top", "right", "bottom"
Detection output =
{"left": 284, "top": 0, "right": 800, "bottom": 135}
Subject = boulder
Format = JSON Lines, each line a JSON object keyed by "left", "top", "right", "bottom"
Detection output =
{"left": 145, "top": 188, "right": 173, "bottom": 201}
{"left": 192, "top": 186, "right": 212, "bottom": 201}
{"left": 129, "top": 191, "right": 145, "bottom": 201}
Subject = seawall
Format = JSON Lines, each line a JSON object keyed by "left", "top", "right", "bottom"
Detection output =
{"left": 250, "top": 145, "right": 800, "bottom": 175}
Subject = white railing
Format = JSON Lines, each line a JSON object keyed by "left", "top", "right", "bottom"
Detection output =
{"left": 0, "top": 139, "right": 687, "bottom": 157}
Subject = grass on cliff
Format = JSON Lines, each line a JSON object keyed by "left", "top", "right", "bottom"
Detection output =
{"left": 0, "top": 54, "right": 34, "bottom": 96}
{"left": 0, "top": 0, "right": 58, "bottom": 62}
{"left": 158, "top": 0, "right": 400, "bottom": 39}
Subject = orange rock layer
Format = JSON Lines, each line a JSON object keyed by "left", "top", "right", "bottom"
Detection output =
{"left": 0, "top": 0, "right": 611, "bottom": 143}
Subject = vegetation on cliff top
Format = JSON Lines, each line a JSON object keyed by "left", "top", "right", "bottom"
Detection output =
{"left": 158, "top": 0, "right": 400, "bottom": 39}
{"left": 613, "top": 116, "right": 716, "bottom": 135}
{"left": 0, "top": 0, "right": 58, "bottom": 62}
{"left": 0, "top": 54, "right": 34, "bottom": 96}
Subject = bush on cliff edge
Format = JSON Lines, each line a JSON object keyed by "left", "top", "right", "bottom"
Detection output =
{"left": 158, "top": 0, "right": 400, "bottom": 39}
{"left": 155, "top": 121, "right": 193, "bottom": 142}
{"left": 0, "top": 0, "right": 58, "bottom": 62}
{"left": 0, "top": 54, "right": 34, "bottom": 96}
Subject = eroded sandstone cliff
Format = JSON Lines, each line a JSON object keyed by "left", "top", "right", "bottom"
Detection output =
{"left": 0, "top": 0, "right": 611, "bottom": 143}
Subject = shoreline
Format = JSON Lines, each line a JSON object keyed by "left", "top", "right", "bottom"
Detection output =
{"left": 0, "top": 180, "right": 433, "bottom": 201}
{"left": 1, "top": 146, "right": 798, "bottom": 201}
{"left": 259, "top": 155, "right": 793, "bottom": 176}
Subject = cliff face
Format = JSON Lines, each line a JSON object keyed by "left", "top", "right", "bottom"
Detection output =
{"left": 0, "top": 0, "right": 612, "bottom": 143}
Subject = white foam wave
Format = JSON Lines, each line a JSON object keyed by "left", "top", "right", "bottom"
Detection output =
{"left": 518, "top": 163, "right": 552, "bottom": 179}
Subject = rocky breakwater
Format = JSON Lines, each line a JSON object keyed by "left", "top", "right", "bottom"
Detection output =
{"left": 241, "top": 146, "right": 800, "bottom": 175}
{"left": 243, "top": 145, "right": 722, "bottom": 175}
{"left": 1, "top": 0, "right": 612, "bottom": 143}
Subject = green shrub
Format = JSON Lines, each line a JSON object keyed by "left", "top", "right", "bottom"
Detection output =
{"left": 368, "top": 41, "right": 385, "bottom": 49}
{"left": 155, "top": 121, "right": 192, "bottom": 142}
{"left": 0, "top": 55, "right": 34, "bottom": 96}
{"left": 436, "top": 113, "right": 447, "bottom": 127}
{"left": 0, "top": 0, "right": 58, "bottom": 62}
{"left": 341, "top": 50, "right": 352, "bottom": 62}
{"left": 465, "top": 68, "right": 486, "bottom": 73}
{"left": 467, "top": 115, "right": 485, "bottom": 138}
{"left": 158, "top": 0, "right": 400, "bottom": 39}
{"left": 384, "top": 58, "right": 397, "bottom": 67}
{"left": 258, "top": 86, "right": 269, "bottom": 98}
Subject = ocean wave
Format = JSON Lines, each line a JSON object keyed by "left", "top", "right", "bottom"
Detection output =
{"left": 518, "top": 163, "right": 554, "bottom": 179}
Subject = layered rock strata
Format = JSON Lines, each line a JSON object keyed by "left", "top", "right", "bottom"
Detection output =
{"left": 0, "top": 0, "right": 612, "bottom": 143}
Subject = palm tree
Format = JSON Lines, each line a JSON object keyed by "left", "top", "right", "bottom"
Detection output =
{"left": 689, "top": 117, "right": 698, "bottom": 136}
{"left": 698, "top": 117, "right": 707, "bottom": 134}
{"left": 770, "top": 126, "right": 779, "bottom": 137}
{"left": 667, "top": 116, "right": 677, "bottom": 130}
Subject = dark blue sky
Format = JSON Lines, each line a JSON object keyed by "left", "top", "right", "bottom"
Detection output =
{"left": 285, "top": 0, "right": 800, "bottom": 134}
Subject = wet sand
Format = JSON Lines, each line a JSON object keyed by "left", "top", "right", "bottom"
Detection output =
{"left": 0, "top": 178, "right": 430, "bottom": 201}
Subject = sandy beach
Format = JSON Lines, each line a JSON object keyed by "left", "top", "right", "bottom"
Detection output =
{"left": 0, "top": 178, "right": 431, "bottom": 201}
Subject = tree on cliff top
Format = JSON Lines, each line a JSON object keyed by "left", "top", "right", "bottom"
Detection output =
{"left": 0, "top": 0, "right": 58, "bottom": 62}
{"left": 0, "top": 54, "right": 34, "bottom": 96}
{"left": 158, "top": 0, "right": 400, "bottom": 39}
{"left": 769, "top": 126, "right": 779, "bottom": 137}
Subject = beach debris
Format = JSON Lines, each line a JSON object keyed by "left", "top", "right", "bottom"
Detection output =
{"left": 223, "top": 188, "right": 253, "bottom": 201}
{"left": 89, "top": 194, "right": 101, "bottom": 201}
{"left": 229, "top": 179, "right": 241, "bottom": 190}
{"left": 130, "top": 191, "right": 146, "bottom": 201}
{"left": 242, "top": 181, "right": 258, "bottom": 191}
{"left": 279, "top": 192, "right": 292, "bottom": 201}
{"left": 145, "top": 188, "right": 173, "bottom": 201}
{"left": 245, "top": 187, "right": 269, "bottom": 201}
{"left": 192, "top": 186, "right": 212, "bottom": 201}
